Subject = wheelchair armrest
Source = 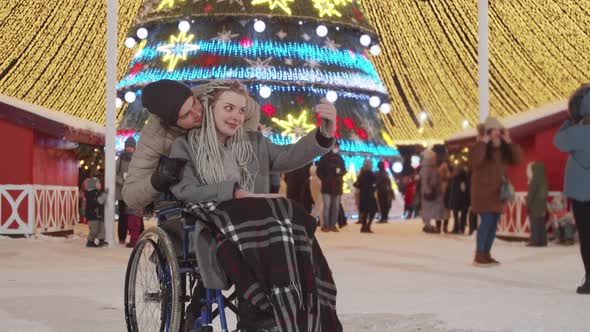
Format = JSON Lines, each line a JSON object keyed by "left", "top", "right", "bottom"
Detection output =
{"left": 154, "top": 200, "right": 182, "bottom": 212}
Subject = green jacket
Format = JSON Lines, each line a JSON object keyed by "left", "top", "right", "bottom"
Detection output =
{"left": 527, "top": 162, "right": 549, "bottom": 218}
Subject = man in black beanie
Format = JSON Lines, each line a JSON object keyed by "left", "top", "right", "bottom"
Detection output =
{"left": 141, "top": 79, "right": 202, "bottom": 129}
{"left": 122, "top": 79, "right": 261, "bottom": 209}
{"left": 122, "top": 80, "right": 264, "bottom": 332}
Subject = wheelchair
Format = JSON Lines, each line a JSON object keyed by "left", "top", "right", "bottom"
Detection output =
{"left": 124, "top": 200, "right": 238, "bottom": 332}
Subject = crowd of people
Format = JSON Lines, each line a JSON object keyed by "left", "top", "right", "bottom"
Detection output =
{"left": 75, "top": 80, "right": 589, "bottom": 332}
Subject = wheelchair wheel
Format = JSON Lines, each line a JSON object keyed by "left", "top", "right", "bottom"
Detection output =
{"left": 125, "top": 227, "right": 183, "bottom": 332}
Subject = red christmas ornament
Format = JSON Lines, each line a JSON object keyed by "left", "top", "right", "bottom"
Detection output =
{"left": 342, "top": 117, "right": 356, "bottom": 129}
{"left": 129, "top": 63, "right": 142, "bottom": 78}
{"left": 240, "top": 38, "right": 253, "bottom": 49}
{"left": 261, "top": 103, "right": 276, "bottom": 117}
{"left": 192, "top": 54, "right": 228, "bottom": 67}
{"left": 352, "top": 6, "right": 364, "bottom": 21}
{"left": 355, "top": 128, "right": 368, "bottom": 140}
{"left": 316, "top": 115, "right": 341, "bottom": 138}
{"left": 295, "top": 96, "right": 304, "bottom": 104}
{"left": 204, "top": 3, "right": 214, "bottom": 13}
{"left": 117, "top": 129, "right": 136, "bottom": 136}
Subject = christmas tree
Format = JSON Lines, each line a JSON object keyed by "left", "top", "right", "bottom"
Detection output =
{"left": 116, "top": 0, "right": 397, "bottom": 170}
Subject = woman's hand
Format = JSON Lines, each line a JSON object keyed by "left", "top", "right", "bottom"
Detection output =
{"left": 315, "top": 99, "right": 337, "bottom": 138}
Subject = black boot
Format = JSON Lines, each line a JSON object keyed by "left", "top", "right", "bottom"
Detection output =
{"left": 443, "top": 220, "right": 449, "bottom": 233}
{"left": 435, "top": 220, "right": 442, "bottom": 233}
{"left": 97, "top": 240, "right": 108, "bottom": 247}
{"left": 576, "top": 274, "right": 590, "bottom": 295}
{"left": 86, "top": 240, "right": 98, "bottom": 248}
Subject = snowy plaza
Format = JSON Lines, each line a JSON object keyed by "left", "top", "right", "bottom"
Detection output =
{"left": 2, "top": 0, "right": 590, "bottom": 331}
{"left": 1, "top": 219, "right": 587, "bottom": 332}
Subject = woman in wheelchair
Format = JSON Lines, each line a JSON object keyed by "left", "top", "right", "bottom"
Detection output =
{"left": 124, "top": 80, "right": 342, "bottom": 332}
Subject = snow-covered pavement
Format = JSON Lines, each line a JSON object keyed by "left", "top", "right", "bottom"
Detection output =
{"left": 0, "top": 220, "right": 587, "bottom": 331}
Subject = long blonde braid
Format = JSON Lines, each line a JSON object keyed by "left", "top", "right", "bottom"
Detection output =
{"left": 187, "top": 81, "right": 257, "bottom": 192}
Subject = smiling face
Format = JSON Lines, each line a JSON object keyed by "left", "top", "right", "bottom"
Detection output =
{"left": 211, "top": 91, "right": 247, "bottom": 144}
{"left": 176, "top": 95, "right": 203, "bottom": 129}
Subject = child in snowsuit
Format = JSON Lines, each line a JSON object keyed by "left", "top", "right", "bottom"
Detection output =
{"left": 84, "top": 177, "right": 107, "bottom": 247}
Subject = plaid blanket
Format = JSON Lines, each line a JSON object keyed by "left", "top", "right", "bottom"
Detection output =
{"left": 186, "top": 198, "right": 343, "bottom": 332}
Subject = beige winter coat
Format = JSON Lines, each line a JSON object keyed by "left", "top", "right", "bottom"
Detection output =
{"left": 122, "top": 84, "right": 261, "bottom": 209}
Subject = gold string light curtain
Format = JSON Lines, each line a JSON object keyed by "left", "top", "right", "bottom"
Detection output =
{"left": 362, "top": 0, "right": 589, "bottom": 143}
{"left": 1, "top": 0, "right": 588, "bottom": 143}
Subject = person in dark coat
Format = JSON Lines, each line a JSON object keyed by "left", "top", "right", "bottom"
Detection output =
{"left": 470, "top": 117, "right": 522, "bottom": 266}
{"left": 116, "top": 137, "right": 136, "bottom": 244}
{"left": 527, "top": 162, "right": 549, "bottom": 247}
{"left": 316, "top": 143, "right": 346, "bottom": 232}
{"left": 354, "top": 159, "right": 378, "bottom": 233}
{"left": 448, "top": 164, "right": 471, "bottom": 234}
{"left": 285, "top": 163, "right": 314, "bottom": 213}
{"left": 375, "top": 161, "right": 394, "bottom": 223}
{"left": 83, "top": 177, "right": 108, "bottom": 248}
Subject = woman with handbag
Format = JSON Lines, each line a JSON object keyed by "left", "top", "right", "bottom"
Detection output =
{"left": 554, "top": 84, "right": 590, "bottom": 294}
{"left": 469, "top": 117, "right": 522, "bottom": 266}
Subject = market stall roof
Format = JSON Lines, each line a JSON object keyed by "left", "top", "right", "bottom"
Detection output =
{"left": 0, "top": 94, "right": 105, "bottom": 145}
{"left": 445, "top": 99, "right": 568, "bottom": 151}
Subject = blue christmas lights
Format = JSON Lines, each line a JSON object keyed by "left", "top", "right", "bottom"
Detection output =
{"left": 266, "top": 134, "right": 398, "bottom": 156}
{"left": 117, "top": 65, "right": 388, "bottom": 93}
{"left": 129, "top": 40, "right": 380, "bottom": 77}
{"left": 244, "top": 84, "right": 379, "bottom": 101}
{"left": 122, "top": 84, "right": 383, "bottom": 103}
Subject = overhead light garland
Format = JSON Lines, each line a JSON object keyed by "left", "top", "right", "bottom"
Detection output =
{"left": 4, "top": 0, "right": 586, "bottom": 146}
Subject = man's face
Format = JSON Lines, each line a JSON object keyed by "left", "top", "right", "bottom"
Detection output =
{"left": 176, "top": 96, "right": 203, "bottom": 129}
{"left": 125, "top": 146, "right": 135, "bottom": 154}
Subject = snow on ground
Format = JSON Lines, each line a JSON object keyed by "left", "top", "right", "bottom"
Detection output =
{"left": 0, "top": 219, "right": 587, "bottom": 332}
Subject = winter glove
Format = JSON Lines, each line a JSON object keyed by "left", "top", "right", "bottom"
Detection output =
{"left": 150, "top": 156, "right": 188, "bottom": 193}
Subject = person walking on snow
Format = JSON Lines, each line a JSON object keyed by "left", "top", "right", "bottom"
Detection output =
{"left": 316, "top": 142, "right": 346, "bottom": 232}
{"left": 375, "top": 161, "right": 394, "bottom": 223}
{"left": 420, "top": 149, "right": 444, "bottom": 233}
{"left": 470, "top": 117, "right": 522, "bottom": 266}
{"left": 554, "top": 84, "right": 590, "bottom": 294}
{"left": 355, "top": 159, "right": 378, "bottom": 233}
{"left": 526, "top": 162, "right": 549, "bottom": 247}
{"left": 116, "top": 137, "right": 139, "bottom": 244}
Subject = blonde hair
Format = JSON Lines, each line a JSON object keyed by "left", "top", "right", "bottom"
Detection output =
{"left": 187, "top": 81, "right": 257, "bottom": 192}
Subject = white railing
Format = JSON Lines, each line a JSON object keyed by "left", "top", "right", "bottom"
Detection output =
{"left": 497, "top": 191, "right": 563, "bottom": 238}
{"left": 0, "top": 185, "right": 34, "bottom": 235}
{"left": 0, "top": 185, "right": 78, "bottom": 235}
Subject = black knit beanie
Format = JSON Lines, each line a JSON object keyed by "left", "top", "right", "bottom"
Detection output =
{"left": 141, "top": 80, "right": 193, "bottom": 126}
{"left": 124, "top": 136, "right": 136, "bottom": 148}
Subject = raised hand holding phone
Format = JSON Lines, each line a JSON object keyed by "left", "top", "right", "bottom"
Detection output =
{"left": 314, "top": 98, "right": 337, "bottom": 138}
